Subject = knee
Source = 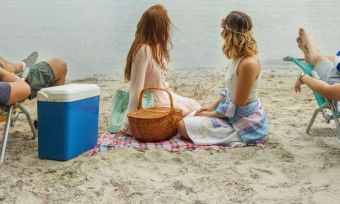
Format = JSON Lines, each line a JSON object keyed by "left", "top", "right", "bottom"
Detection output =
{"left": 50, "top": 58, "right": 68, "bottom": 75}
{"left": 56, "top": 58, "right": 68, "bottom": 75}
{"left": 8, "top": 81, "right": 31, "bottom": 105}
{"left": 22, "top": 81, "right": 31, "bottom": 99}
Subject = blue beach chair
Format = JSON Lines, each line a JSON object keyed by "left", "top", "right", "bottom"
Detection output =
{"left": 0, "top": 103, "right": 37, "bottom": 167}
{"left": 284, "top": 56, "right": 340, "bottom": 141}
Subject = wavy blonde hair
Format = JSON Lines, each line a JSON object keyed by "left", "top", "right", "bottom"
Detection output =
{"left": 124, "top": 4, "right": 172, "bottom": 81}
{"left": 221, "top": 11, "right": 258, "bottom": 59}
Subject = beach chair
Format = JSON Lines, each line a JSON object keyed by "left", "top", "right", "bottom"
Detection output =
{"left": 284, "top": 56, "right": 340, "bottom": 141}
{"left": 0, "top": 103, "right": 37, "bottom": 167}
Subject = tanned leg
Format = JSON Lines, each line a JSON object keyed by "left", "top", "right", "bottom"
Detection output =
{"left": 0, "top": 57, "right": 24, "bottom": 73}
{"left": 177, "top": 120, "right": 192, "bottom": 141}
{"left": 45, "top": 58, "right": 68, "bottom": 86}
{"left": 299, "top": 28, "right": 327, "bottom": 66}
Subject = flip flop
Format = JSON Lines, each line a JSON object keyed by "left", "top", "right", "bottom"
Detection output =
{"left": 22, "top": 51, "right": 39, "bottom": 68}
{"left": 282, "top": 56, "right": 304, "bottom": 61}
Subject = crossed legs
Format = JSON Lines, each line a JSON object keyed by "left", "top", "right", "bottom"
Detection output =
{"left": 0, "top": 57, "right": 24, "bottom": 73}
{"left": 0, "top": 57, "right": 67, "bottom": 87}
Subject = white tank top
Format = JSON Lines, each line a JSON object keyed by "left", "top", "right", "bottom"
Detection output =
{"left": 224, "top": 57, "right": 261, "bottom": 103}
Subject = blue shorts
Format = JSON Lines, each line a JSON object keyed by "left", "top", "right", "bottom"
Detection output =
{"left": 0, "top": 82, "right": 11, "bottom": 106}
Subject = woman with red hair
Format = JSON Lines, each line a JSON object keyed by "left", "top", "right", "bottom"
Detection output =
{"left": 123, "top": 4, "right": 201, "bottom": 133}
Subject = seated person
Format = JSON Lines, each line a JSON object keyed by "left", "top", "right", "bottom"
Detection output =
{"left": 295, "top": 28, "right": 340, "bottom": 100}
{"left": 0, "top": 68, "right": 31, "bottom": 106}
{"left": 0, "top": 52, "right": 67, "bottom": 106}
{"left": 122, "top": 5, "right": 201, "bottom": 134}
{"left": 177, "top": 11, "right": 268, "bottom": 145}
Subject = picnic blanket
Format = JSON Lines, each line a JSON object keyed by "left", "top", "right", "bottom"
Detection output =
{"left": 89, "top": 132, "right": 267, "bottom": 155}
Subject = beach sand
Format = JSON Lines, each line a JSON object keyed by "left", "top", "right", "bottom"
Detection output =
{"left": 1, "top": 69, "right": 340, "bottom": 203}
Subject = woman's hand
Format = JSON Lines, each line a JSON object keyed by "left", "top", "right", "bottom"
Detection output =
{"left": 195, "top": 108, "right": 212, "bottom": 116}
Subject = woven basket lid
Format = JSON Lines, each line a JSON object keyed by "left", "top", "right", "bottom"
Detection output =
{"left": 128, "top": 107, "right": 171, "bottom": 119}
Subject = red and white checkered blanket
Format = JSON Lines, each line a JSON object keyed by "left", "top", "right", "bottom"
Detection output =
{"left": 89, "top": 132, "right": 266, "bottom": 155}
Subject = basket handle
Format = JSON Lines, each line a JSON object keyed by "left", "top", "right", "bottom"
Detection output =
{"left": 137, "top": 88, "right": 175, "bottom": 112}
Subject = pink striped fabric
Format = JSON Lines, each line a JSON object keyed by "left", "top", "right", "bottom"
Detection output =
{"left": 89, "top": 132, "right": 266, "bottom": 155}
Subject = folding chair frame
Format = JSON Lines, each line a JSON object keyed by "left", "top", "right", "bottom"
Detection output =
{"left": 284, "top": 56, "right": 340, "bottom": 142}
{"left": 0, "top": 103, "right": 37, "bottom": 167}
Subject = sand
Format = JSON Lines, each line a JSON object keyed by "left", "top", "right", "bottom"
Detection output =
{"left": 1, "top": 69, "right": 340, "bottom": 203}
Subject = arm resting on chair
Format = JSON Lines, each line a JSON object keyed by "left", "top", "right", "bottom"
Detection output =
{"left": 300, "top": 74, "right": 340, "bottom": 100}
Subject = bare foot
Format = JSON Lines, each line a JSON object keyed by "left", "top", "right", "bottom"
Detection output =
{"left": 299, "top": 28, "right": 311, "bottom": 47}
{"left": 299, "top": 28, "right": 319, "bottom": 64}
{"left": 296, "top": 37, "right": 311, "bottom": 63}
{"left": 296, "top": 37, "right": 304, "bottom": 50}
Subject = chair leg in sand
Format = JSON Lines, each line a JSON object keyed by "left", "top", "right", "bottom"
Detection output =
{"left": 329, "top": 101, "right": 340, "bottom": 142}
{"left": 306, "top": 104, "right": 327, "bottom": 134}
{"left": 0, "top": 103, "right": 37, "bottom": 167}
{"left": 284, "top": 56, "right": 340, "bottom": 143}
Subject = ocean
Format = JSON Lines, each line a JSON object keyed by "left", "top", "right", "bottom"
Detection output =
{"left": 1, "top": 0, "right": 340, "bottom": 79}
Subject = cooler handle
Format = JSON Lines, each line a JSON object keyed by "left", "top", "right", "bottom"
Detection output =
{"left": 38, "top": 92, "right": 49, "bottom": 101}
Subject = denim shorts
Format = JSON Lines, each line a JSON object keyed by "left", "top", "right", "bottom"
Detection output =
{"left": 17, "top": 61, "right": 55, "bottom": 99}
{"left": 0, "top": 82, "right": 11, "bottom": 106}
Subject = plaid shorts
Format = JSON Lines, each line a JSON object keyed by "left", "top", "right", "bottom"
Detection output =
{"left": 17, "top": 61, "right": 55, "bottom": 99}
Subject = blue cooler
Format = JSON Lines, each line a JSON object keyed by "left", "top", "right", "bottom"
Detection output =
{"left": 37, "top": 84, "right": 100, "bottom": 161}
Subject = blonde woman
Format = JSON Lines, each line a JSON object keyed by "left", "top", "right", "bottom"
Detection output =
{"left": 177, "top": 11, "right": 268, "bottom": 145}
{"left": 123, "top": 4, "right": 201, "bottom": 133}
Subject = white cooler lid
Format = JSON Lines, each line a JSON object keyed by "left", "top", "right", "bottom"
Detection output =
{"left": 37, "top": 84, "right": 100, "bottom": 102}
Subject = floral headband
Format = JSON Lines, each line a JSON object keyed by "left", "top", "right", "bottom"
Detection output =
{"left": 220, "top": 17, "right": 251, "bottom": 34}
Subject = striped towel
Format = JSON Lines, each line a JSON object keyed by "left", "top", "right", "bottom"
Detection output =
{"left": 215, "top": 99, "right": 268, "bottom": 143}
{"left": 89, "top": 132, "right": 266, "bottom": 155}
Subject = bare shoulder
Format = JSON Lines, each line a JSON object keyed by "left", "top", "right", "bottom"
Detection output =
{"left": 238, "top": 56, "right": 261, "bottom": 76}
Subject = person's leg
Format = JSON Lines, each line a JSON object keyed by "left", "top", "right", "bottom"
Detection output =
{"left": 0, "top": 57, "right": 24, "bottom": 73}
{"left": 326, "top": 55, "right": 337, "bottom": 65}
{"left": 45, "top": 58, "right": 67, "bottom": 86}
{"left": 298, "top": 28, "right": 328, "bottom": 66}
{"left": 0, "top": 69, "right": 31, "bottom": 105}
{"left": 296, "top": 37, "right": 311, "bottom": 64}
{"left": 0, "top": 52, "right": 39, "bottom": 73}
{"left": 21, "top": 59, "right": 67, "bottom": 99}
{"left": 177, "top": 120, "right": 191, "bottom": 140}
{"left": 7, "top": 81, "right": 31, "bottom": 105}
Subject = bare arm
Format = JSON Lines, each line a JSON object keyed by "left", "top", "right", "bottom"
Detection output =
{"left": 0, "top": 68, "right": 22, "bottom": 82}
{"left": 195, "top": 95, "right": 224, "bottom": 116}
{"left": 234, "top": 57, "right": 260, "bottom": 106}
{"left": 196, "top": 58, "right": 259, "bottom": 118}
{"left": 195, "top": 110, "right": 225, "bottom": 118}
{"left": 300, "top": 75, "right": 340, "bottom": 100}
{"left": 209, "top": 96, "right": 224, "bottom": 110}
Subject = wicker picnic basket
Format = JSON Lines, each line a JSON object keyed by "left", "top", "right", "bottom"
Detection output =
{"left": 127, "top": 88, "right": 183, "bottom": 142}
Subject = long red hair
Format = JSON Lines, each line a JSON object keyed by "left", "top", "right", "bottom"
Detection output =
{"left": 124, "top": 4, "right": 172, "bottom": 81}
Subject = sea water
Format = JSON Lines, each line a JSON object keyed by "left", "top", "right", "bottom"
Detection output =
{"left": 1, "top": 0, "right": 339, "bottom": 79}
